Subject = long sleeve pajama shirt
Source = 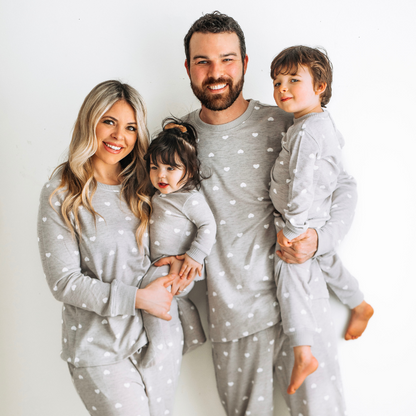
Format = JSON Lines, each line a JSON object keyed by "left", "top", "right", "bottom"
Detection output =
{"left": 144, "top": 189, "right": 216, "bottom": 360}
{"left": 37, "top": 174, "right": 186, "bottom": 415}
{"left": 270, "top": 111, "right": 363, "bottom": 346}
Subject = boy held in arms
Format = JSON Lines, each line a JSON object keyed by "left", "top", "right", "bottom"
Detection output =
{"left": 269, "top": 46, "right": 374, "bottom": 394}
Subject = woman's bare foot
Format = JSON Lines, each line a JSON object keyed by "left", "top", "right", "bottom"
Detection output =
{"left": 345, "top": 300, "right": 374, "bottom": 340}
{"left": 287, "top": 346, "right": 319, "bottom": 395}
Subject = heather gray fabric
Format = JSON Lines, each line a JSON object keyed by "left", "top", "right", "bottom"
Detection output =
{"left": 38, "top": 174, "right": 150, "bottom": 367}
{"left": 270, "top": 111, "right": 364, "bottom": 346}
{"left": 68, "top": 319, "right": 183, "bottom": 416}
{"left": 142, "top": 189, "right": 216, "bottom": 365}
{"left": 212, "top": 299, "right": 347, "bottom": 416}
{"left": 185, "top": 100, "right": 358, "bottom": 343}
{"left": 149, "top": 189, "right": 217, "bottom": 267}
{"left": 185, "top": 100, "right": 357, "bottom": 415}
{"left": 270, "top": 111, "right": 347, "bottom": 240}
{"left": 274, "top": 256, "right": 329, "bottom": 347}
{"left": 38, "top": 173, "right": 185, "bottom": 414}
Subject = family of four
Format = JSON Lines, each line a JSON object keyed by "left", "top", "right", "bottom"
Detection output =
{"left": 38, "top": 11, "right": 373, "bottom": 416}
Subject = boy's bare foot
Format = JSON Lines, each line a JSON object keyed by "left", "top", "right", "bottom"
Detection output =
{"left": 287, "top": 346, "right": 319, "bottom": 395}
{"left": 345, "top": 300, "right": 374, "bottom": 340}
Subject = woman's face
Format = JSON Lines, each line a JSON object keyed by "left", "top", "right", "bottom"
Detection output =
{"left": 92, "top": 100, "right": 137, "bottom": 171}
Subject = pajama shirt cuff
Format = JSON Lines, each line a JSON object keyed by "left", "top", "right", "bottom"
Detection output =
{"left": 288, "top": 329, "right": 315, "bottom": 348}
{"left": 186, "top": 246, "right": 207, "bottom": 265}
{"left": 343, "top": 289, "right": 365, "bottom": 309}
{"left": 111, "top": 280, "right": 137, "bottom": 317}
{"left": 282, "top": 225, "right": 303, "bottom": 241}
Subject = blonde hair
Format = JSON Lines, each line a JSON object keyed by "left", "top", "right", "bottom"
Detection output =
{"left": 51, "top": 80, "right": 151, "bottom": 249}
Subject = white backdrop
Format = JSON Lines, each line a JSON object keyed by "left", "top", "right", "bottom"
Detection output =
{"left": 1, "top": 1, "right": 415, "bottom": 415}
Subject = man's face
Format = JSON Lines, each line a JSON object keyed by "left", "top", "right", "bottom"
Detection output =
{"left": 186, "top": 32, "right": 247, "bottom": 111}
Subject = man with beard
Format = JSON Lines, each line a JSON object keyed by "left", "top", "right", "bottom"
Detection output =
{"left": 182, "top": 11, "right": 356, "bottom": 416}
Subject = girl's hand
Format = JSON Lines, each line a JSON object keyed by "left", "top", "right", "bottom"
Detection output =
{"left": 179, "top": 254, "right": 202, "bottom": 280}
{"left": 135, "top": 274, "right": 175, "bottom": 320}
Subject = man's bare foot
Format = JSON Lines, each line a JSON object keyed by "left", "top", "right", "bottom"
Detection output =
{"left": 345, "top": 300, "right": 374, "bottom": 340}
{"left": 287, "top": 346, "right": 319, "bottom": 395}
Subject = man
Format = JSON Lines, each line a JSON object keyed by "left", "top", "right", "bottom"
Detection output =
{"left": 183, "top": 11, "right": 356, "bottom": 416}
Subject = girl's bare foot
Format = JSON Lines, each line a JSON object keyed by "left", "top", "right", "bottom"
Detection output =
{"left": 287, "top": 346, "right": 319, "bottom": 395}
{"left": 345, "top": 300, "right": 374, "bottom": 340}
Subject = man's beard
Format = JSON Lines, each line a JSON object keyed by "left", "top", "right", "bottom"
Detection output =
{"left": 190, "top": 74, "right": 244, "bottom": 111}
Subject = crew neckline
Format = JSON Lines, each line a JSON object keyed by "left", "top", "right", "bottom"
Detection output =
{"left": 191, "top": 99, "right": 258, "bottom": 132}
{"left": 97, "top": 182, "right": 121, "bottom": 192}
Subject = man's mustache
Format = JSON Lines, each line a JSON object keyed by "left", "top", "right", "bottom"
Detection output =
{"left": 202, "top": 77, "right": 232, "bottom": 87}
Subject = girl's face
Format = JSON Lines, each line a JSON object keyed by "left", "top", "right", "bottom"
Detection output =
{"left": 149, "top": 157, "right": 186, "bottom": 194}
{"left": 92, "top": 100, "right": 138, "bottom": 172}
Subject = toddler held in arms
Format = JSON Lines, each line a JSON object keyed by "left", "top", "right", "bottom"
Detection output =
{"left": 269, "top": 46, "right": 374, "bottom": 395}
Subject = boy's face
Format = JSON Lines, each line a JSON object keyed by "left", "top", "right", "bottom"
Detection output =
{"left": 273, "top": 65, "right": 325, "bottom": 119}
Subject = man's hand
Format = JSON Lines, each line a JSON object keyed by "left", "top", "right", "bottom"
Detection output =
{"left": 135, "top": 274, "right": 175, "bottom": 320}
{"left": 276, "top": 228, "right": 318, "bottom": 264}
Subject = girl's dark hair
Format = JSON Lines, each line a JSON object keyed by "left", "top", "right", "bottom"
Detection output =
{"left": 144, "top": 117, "right": 208, "bottom": 191}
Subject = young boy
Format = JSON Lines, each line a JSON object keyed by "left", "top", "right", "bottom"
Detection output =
{"left": 269, "top": 46, "right": 373, "bottom": 395}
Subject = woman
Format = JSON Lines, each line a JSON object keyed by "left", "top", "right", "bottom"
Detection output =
{"left": 37, "top": 80, "right": 194, "bottom": 415}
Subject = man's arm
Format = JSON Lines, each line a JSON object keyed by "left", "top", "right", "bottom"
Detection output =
{"left": 277, "top": 169, "right": 357, "bottom": 263}
{"left": 315, "top": 169, "right": 357, "bottom": 257}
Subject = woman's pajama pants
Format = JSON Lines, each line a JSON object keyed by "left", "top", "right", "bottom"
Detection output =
{"left": 68, "top": 317, "right": 184, "bottom": 416}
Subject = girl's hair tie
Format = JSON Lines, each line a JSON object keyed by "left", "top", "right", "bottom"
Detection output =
{"left": 164, "top": 123, "right": 187, "bottom": 133}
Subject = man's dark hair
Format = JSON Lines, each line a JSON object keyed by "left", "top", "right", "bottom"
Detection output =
{"left": 270, "top": 45, "right": 333, "bottom": 107}
{"left": 184, "top": 11, "right": 246, "bottom": 65}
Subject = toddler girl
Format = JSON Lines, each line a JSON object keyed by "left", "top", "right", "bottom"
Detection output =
{"left": 142, "top": 118, "right": 217, "bottom": 363}
{"left": 145, "top": 118, "right": 216, "bottom": 289}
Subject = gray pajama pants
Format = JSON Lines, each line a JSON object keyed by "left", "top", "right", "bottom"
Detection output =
{"left": 275, "top": 242, "right": 364, "bottom": 348}
{"left": 212, "top": 298, "right": 347, "bottom": 416}
{"left": 68, "top": 318, "right": 184, "bottom": 416}
{"left": 317, "top": 251, "right": 364, "bottom": 309}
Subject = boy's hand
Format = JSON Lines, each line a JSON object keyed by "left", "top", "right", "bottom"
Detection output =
{"left": 179, "top": 254, "right": 202, "bottom": 280}
{"left": 277, "top": 230, "right": 292, "bottom": 247}
{"left": 276, "top": 229, "right": 318, "bottom": 264}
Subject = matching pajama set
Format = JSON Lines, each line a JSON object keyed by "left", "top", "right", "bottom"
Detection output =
{"left": 37, "top": 175, "right": 187, "bottom": 416}
{"left": 185, "top": 100, "right": 357, "bottom": 416}
{"left": 270, "top": 111, "right": 364, "bottom": 348}
{"left": 145, "top": 189, "right": 216, "bottom": 363}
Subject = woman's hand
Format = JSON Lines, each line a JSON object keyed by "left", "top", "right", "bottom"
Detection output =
{"left": 135, "top": 274, "right": 175, "bottom": 320}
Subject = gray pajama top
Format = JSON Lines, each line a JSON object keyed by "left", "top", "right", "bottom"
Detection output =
{"left": 149, "top": 190, "right": 216, "bottom": 267}
{"left": 185, "top": 100, "right": 357, "bottom": 343}
{"left": 270, "top": 111, "right": 348, "bottom": 240}
{"left": 37, "top": 173, "right": 150, "bottom": 367}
